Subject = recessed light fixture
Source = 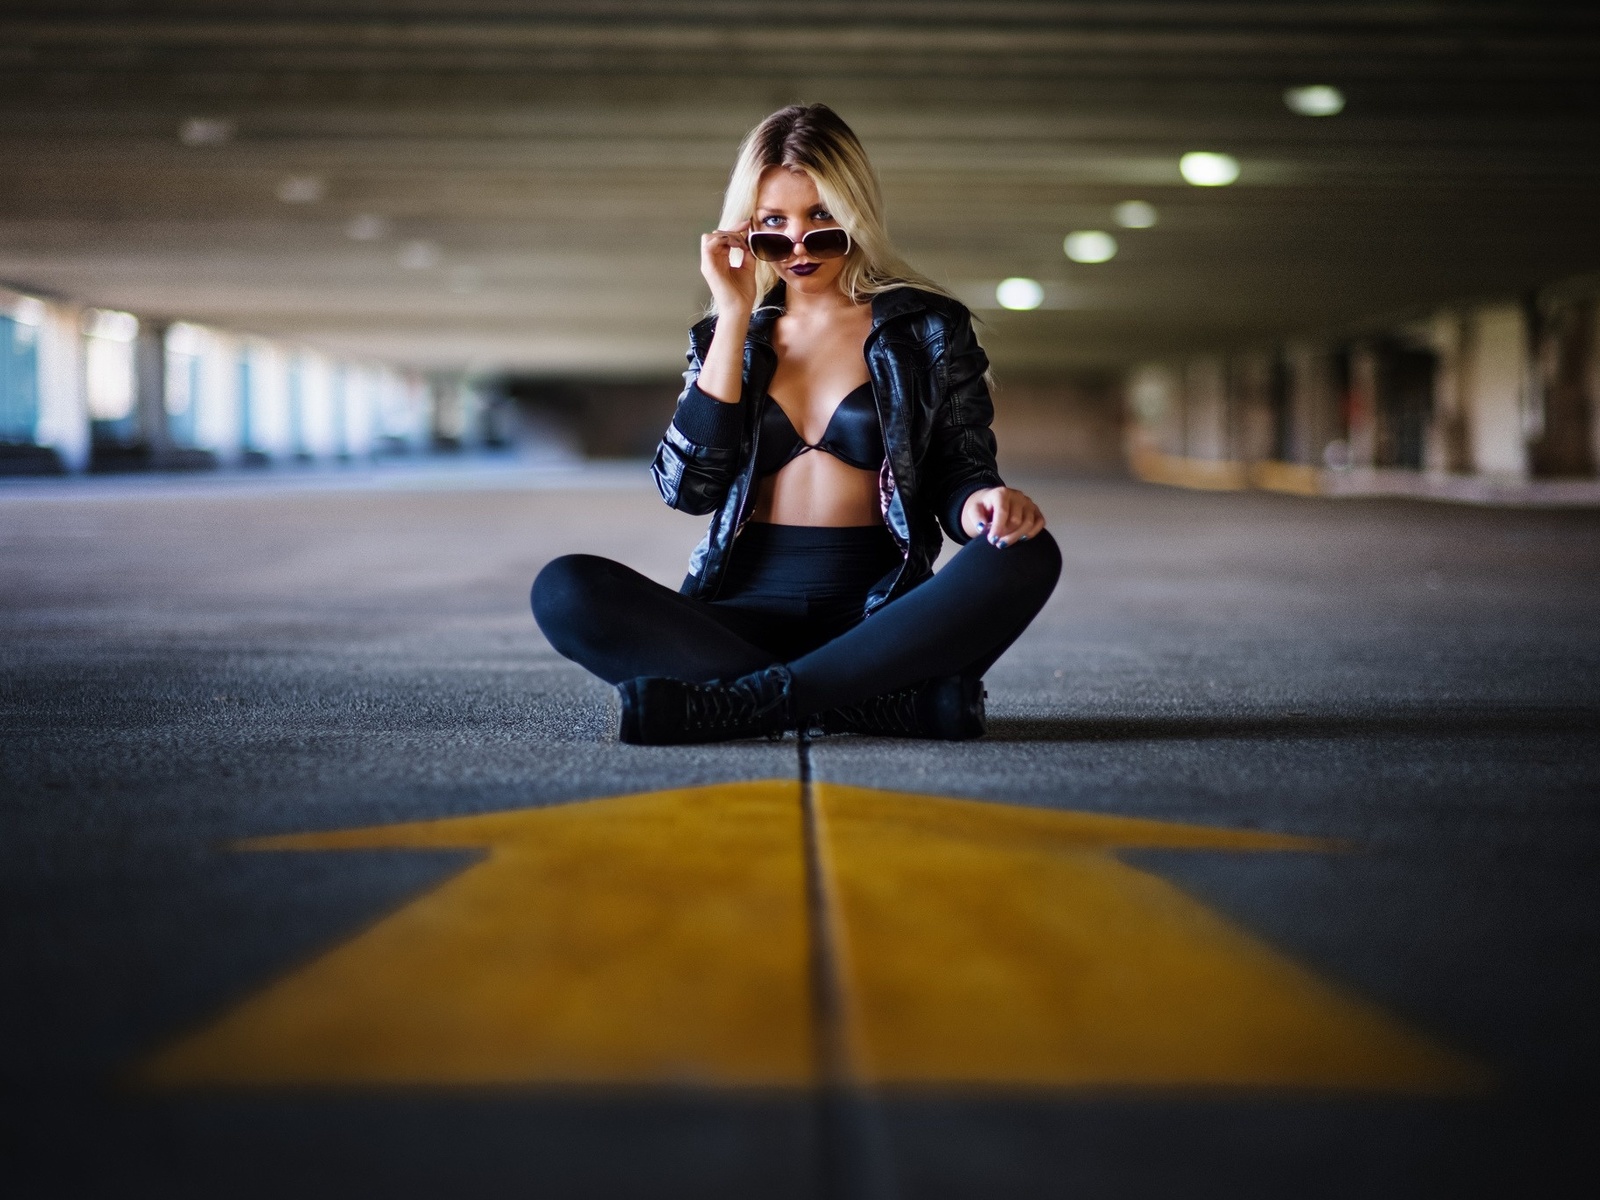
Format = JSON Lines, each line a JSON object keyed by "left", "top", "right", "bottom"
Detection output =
{"left": 995, "top": 278, "right": 1044, "bottom": 311}
{"left": 1063, "top": 231, "right": 1117, "bottom": 263}
{"left": 1114, "top": 200, "right": 1157, "bottom": 229}
{"left": 276, "top": 175, "right": 326, "bottom": 204}
{"left": 399, "top": 240, "right": 441, "bottom": 270}
{"left": 1284, "top": 85, "right": 1346, "bottom": 117}
{"left": 1179, "top": 152, "right": 1240, "bottom": 187}
{"left": 179, "top": 117, "right": 234, "bottom": 146}
{"left": 346, "top": 213, "right": 390, "bottom": 241}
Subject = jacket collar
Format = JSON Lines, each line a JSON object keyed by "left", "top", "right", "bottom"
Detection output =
{"left": 692, "top": 283, "right": 936, "bottom": 357}
{"left": 870, "top": 286, "right": 936, "bottom": 326}
{"left": 747, "top": 282, "right": 935, "bottom": 343}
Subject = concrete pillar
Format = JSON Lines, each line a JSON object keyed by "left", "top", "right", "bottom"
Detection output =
{"left": 1125, "top": 364, "right": 1183, "bottom": 456}
{"left": 298, "top": 353, "right": 339, "bottom": 460}
{"left": 1284, "top": 342, "right": 1340, "bottom": 467}
{"left": 133, "top": 321, "right": 172, "bottom": 464}
{"left": 192, "top": 330, "right": 243, "bottom": 463}
{"left": 342, "top": 364, "right": 376, "bottom": 459}
{"left": 1346, "top": 345, "right": 1378, "bottom": 468}
{"left": 1591, "top": 303, "right": 1600, "bottom": 474}
{"left": 370, "top": 366, "right": 413, "bottom": 454}
{"left": 244, "top": 341, "right": 293, "bottom": 462}
{"left": 1229, "top": 351, "right": 1276, "bottom": 463}
{"left": 32, "top": 299, "right": 90, "bottom": 472}
{"left": 1462, "top": 304, "right": 1529, "bottom": 478}
{"left": 1528, "top": 297, "right": 1595, "bottom": 478}
{"left": 1425, "top": 314, "right": 1471, "bottom": 474}
{"left": 431, "top": 373, "right": 467, "bottom": 449}
{"left": 1183, "top": 357, "right": 1228, "bottom": 460}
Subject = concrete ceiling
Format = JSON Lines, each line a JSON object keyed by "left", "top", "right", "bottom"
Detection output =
{"left": 1, "top": 2, "right": 1598, "bottom": 377}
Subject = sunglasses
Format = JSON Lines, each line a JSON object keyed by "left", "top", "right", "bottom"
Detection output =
{"left": 745, "top": 226, "right": 852, "bottom": 262}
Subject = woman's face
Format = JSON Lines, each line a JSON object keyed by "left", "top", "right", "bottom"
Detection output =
{"left": 752, "top": 167, "right": 849, "bottom": 298}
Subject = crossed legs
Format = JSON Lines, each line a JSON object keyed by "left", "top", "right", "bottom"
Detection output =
{"left": 531, "top": 531, "right": 1061, "bottom": 717}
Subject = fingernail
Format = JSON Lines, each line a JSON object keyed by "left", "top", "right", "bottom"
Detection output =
{"left": 976, "top": 520, "right": 987, "bottom": 530}
{"left": 1018, "top": 534, "right": 1028, "bottom": 542}
{"left": 996, "top": 538, "right": 1007, "bottom": 548}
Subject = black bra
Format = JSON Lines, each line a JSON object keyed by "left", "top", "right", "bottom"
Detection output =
{"left": 756, "top": 382, "right": 883, "bottom": 476}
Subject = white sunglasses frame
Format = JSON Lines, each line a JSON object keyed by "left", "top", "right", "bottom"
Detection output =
{"left": 741, "top": 225, "right": 853, "bottom": 264}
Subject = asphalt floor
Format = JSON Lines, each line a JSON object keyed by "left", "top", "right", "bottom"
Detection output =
{"left": 3, "top": 463, "right": 1597, "bottom": 1198}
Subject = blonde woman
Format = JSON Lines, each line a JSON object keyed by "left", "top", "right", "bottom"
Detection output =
{"left": 533, "top": 104, "right": 1058, "bottom": 744}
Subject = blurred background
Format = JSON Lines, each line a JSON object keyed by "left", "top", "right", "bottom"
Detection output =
{"left": 6, "top": 10, "right": 1600, "bottom": 1197}
{"left": 2, "top": 0, "right": 1597, "bottom": 491}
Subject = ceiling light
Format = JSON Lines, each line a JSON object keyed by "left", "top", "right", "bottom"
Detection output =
{"left": 179, "top": 117, "right": 234, "bottom": 147}
{"left": 1063, "top": 231, "right": 1117, "bottom": 263}
{"left": 346, "top": 214, "right": 390, "bottom": 241}
{"left": 1114, "top": 200, "right": 1157, "bottom": 229}
{"left": 276, "top": 175, "right": 325, "bottom": 204}
{"left": 995, "top": 278, "right": 1043, "bottom": 311}
{"left": 1284, "top": 85, "right": 1346, "bottom": 117}
{"left": 399, "top": 240, "right": 441, "bottom": 270}
{"left": 1179, "top": 152, "right": 1240, "bottom": 187}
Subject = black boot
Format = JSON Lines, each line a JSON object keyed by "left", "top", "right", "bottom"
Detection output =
{"left": 813, "top": 676, "right": 987, "bottom": 740}
{"left": 616, "top": 665, "right": 795, "bottom": 745}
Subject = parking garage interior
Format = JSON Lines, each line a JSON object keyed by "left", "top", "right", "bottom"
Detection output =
{"left": 3, "top": 4, "right": 1599, "bottom": 1198}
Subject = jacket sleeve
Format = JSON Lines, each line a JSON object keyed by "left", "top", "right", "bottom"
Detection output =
{"left": 651, "top": 329, "right": 747, "bottom": 515}
{"left": 924, "top": 308, "right": 1005, "bottom": 543}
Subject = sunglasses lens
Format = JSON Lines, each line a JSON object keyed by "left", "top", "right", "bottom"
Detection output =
{"left": 747, "top": 233, "right": 792, "bottom": 262}
{"left": 803, "top": 229, "right": 850, "bottom": 259}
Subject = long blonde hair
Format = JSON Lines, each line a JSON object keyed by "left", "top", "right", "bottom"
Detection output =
{"left": 712, "top": 104, "right": 953, "bottom": 314}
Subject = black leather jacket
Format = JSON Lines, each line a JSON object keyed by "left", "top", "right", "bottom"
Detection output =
{"left": 651, "top": 284, "right": 1005, "bottom": 616}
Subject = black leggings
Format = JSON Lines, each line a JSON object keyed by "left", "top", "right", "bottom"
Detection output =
{"left": 531, "top": 522, "right": 1060, "bottom": 714}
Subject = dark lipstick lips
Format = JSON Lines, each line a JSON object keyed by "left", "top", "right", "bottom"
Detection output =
{"left": 789, "top": 262, "right": 820, "bottom": 276}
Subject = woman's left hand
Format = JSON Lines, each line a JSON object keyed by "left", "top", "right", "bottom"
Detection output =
{"left": 961, "top": 486, "right": 1046, "bottom": 547}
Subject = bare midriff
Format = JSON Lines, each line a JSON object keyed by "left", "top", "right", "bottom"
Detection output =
{"left": 748, "top": 449, "right": 881, "bottom": 527}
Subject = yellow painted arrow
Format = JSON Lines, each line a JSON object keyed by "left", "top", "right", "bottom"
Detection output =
{"left": 139, "top": 781, "right": 1485, "bottom": 1093}
{"left": 142, "top": 781, "right": 814, "bottom": 1087}
{"left": 813, "top": 783, "right": 1482, "bottom": 1090}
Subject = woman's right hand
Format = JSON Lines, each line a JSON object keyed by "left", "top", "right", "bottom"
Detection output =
{"left": 701, "top": 228, "right": 758, "bottom": 315}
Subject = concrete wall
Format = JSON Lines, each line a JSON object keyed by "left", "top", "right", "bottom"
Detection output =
{"left": 990, "top": 375, "right": 1124, "bottom": 476}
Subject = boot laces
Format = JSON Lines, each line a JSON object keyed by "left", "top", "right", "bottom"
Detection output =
{"left": 681, "top": 670, "right": 788, "bottom": 733}
{"left": 835, "top": 685, "right": 923, "bottom": 735}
